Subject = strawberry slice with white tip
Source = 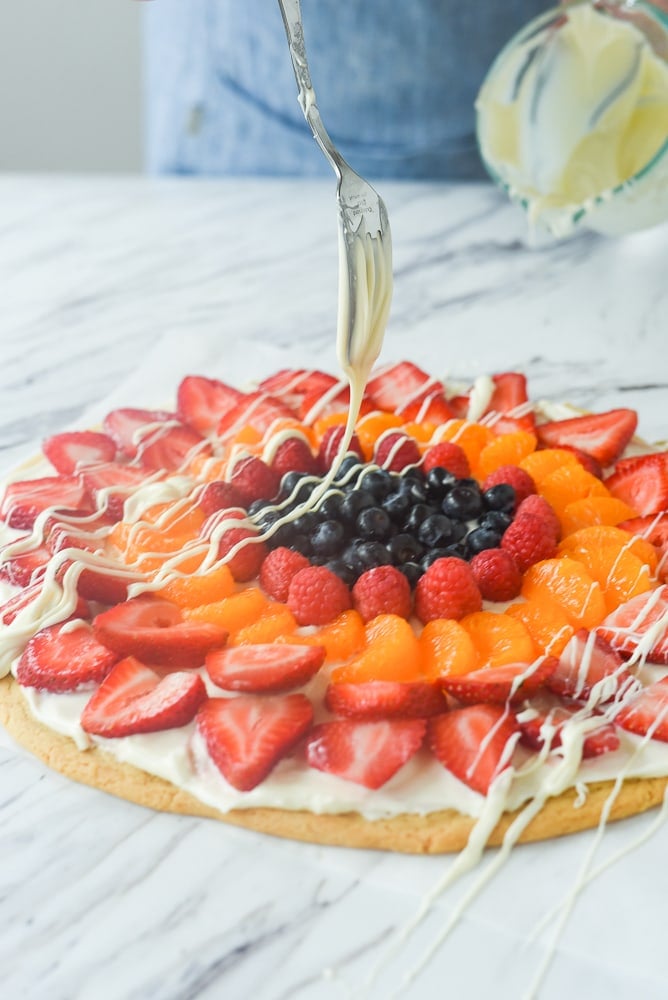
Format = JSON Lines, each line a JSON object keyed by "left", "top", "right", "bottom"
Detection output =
{"left": 305, "top": 718, "right": 426, "bottom": 788}
{"left": 103, "top": 407, "right": 178, "bottom": 458}
{"left": 93, "top": 597, "right": 229, "bottom": 668}
{"left": 16, "top": 622, "right": 119, "bottom": 693}
{"left": 325, "top": 680, "right": 445, "bottom": 719}
{"left": 216, "top": 393, "right": 296, "bottom": 438}
{"left": 257, "top": 369, "right": 339, "bottom": 410}
{"left": 428, "top": 704, "right": 519, "bottom": 795}
{"left": 43, "top": 430, "right": 117, "bottom": 474}
{"left": 483, "top": 372, "right": 535, "bottom": 434}
{"left": 0, "top": 476, "right": 89, "bottom": 530}
{"left": 518, "top": 694, "right": 620, "bottom": 759}
{"left": 440, "top": 658, "right": 558, "bottom": 705}
{"left": 79, "top": 462, "right": 150, "bottom": 520}
{"left": 615, "top": 677, "right": 668, "bottom": 742}
{"left": 596, "top": 587, "right": 668, "bottom": 665}
{"left": 0, "top": 544, "right": 50, "bottom": 587}
{"left": 536, "top": 408, "right": 638, "bottom": 467}
{"left": 367, "top": 361, "right": 440, "bottom": 413}
{"left": 605, "top": 452, "right": 668, "bottom": 516}
{"left": 136, "top": 424, "right": 210, "bottom": 472}
{"left": 0, "top": 583, "right": 89, "bottom": 626}
{"left": 176, "top": 375, "right": 244, "bottom": 433}
{"left": 196, "top": 694, "right": 314, "bottom": 791}
{"left": 547, "top": 629, "right": 633, "bottom": 703}
{"left": 206, "top": 644, "right": 325, "bottom": 694}
{"left": 81, "top": 656, "right": 207, "bottom": 738}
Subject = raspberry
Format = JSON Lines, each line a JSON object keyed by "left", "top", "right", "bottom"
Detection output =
{"left": 210, "top": 519, "right": 267, "bottom": 581}
{"left": 197, "top": 480, "right": 245, "bottom": 516}
{"left": 229, "top": 456, "right": 280, "bottom": 505}
{"left": 422, "top": 442, "right": 470, "bottom": 479}
{"left": 287, "top": 566, "right": 352, "bottom": 626}
{"left": 352, "top": 566, "right": 412, "bottom": 623}
{"left": 470, "top": 548, "right": 522, "bottom": 603}
{"left": 374, "top": 432, "right": 421, "bottom": 472}
{"left": 515, "top": 494, "right": 561, "bottom": 542}
{"left": 259, "top": 546, "right": 310, "bottom": 602}
{"left": 414, "top": 557, "right": 482, "bottom": 624}
{"left": 482, "top": 464, "right": 536, "bottom": 507}
{"left": 317, "top": 425, "right": 364, "bottom": 472}
{"left": 501, "top": 513, "right": 558, "bottom": 573}
{"left": 270, "top": 436, "right": 319, "bottom": 479}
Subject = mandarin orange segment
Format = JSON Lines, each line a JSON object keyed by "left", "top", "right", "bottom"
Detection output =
{"left": 332, "top": 613, "right": 423, "bottom": 682}
{"left": 518, "top": 448, "right": 579, "bottom": 485}
{"left": 312, "top": 411, "right": 347, "bottom": 442}
{"left": 559, "top": 525, "right": 659, "bottom": 573}
{"left": 459, "top": 610, "right": 537, "bottom": 669}
{"left": 558, "top": 526, "right": 655, "bottom": 611}
{"left": 155, "top": 563, "right": 235, "bottom": 608}
{"left": 419, "top": 618, "right": 478, "bottom": 679}
{"left": 355, "top": 412, "right": 403, "bottom": 461}
{"left": 184, "top": 587, "right": 269, "bottom": 632}
{"left": 477, "top": 431, "right": 537, "bottom": 478}
{"left": 401, "top": 421, "right": 438, "bottom": 446}
{"left": 538, "top": 464, "right": 609, "bottom": 518}
{"left": 139, "top": 500, "right": 205, "bottom": 534}
{"left": 560, "top": 496, "right": 639, "bottom": 535}
{"left": 305, "top": 609, "right": 366, "bottom": 662}
{"left": 230, "top": 604, "right": 298, "bottom": 645}
{"left": 521, "top": 557, "right": 607, "bottom": 629}
{"left": 506, "top": 600, "right": 574, "bottom": 656}
{"left": 187, "top": 455, "right": 230, "bottom": 481}
{"left": 433, "top": 420, "right": 494, "bottom": 470}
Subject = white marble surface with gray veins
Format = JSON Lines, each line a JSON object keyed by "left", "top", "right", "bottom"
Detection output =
{"left": 0, "top": 175, "right": 667, "bottom": 1000}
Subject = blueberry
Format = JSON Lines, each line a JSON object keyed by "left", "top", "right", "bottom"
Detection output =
{"left": 399, "top": 561, "right": 423, "bottom": 588}
{"left": 342, "top": 541, "right": 366, "bottom": 576}
{"left": 420, "top": 548, "right": 453, "bottom": 571}
{"left": 425, "top": 467, "right": 457, "bottom": 501}
{"left": 480, "top": 511, "right": 513, "bottom": 534}
{"left": 483, "top": 484, "right": 516, "bottom": 514}
{"left": 467, "top": 526, "right": 503, "bottom": 554}
{"left": 280, "top": 471, "right": 319, "bottom": 502}
{"left": 339, "top": 489, "right": 376, "bottom": 523}
{"left": 291, "top": 512, "right": 317, "bottom": 535}
{"left": 355, "top": 540, "right": 392, "bottom": 569}
{"left": 318, "top": 491, "right": 344, "bottom": 521}
{"left": 387, "top": 532, "right": 424, "bottom": 564}
{"left": 334, "top": 456, "right": 364, "bottom": 484}
{"left": 397, "top": 476, "right": 428, "bottom": 505}
{"left": 450, "top": 521, "right": 469, "bottom": 543}
{"left": 360, "top": 469, "right": 394, "bottom": 500}
{"left": 384, "top": 490, "right": 412, "bottom": 522}
{"left": 441, "top": 484, "right": 484, "bottom": 521}
{"left": 325, "top": 558, "right": 357, "bottom": 586}
{"left": 250, "top": 505, "right": 283, "bottom": 533}
{"left": 404, "top": 503, "right": 437, "bottom": 533}
{"left": 356, "top": 506, "right": 393, "bottom": 541}
{"left": 311, "top": 519, "right": 346, "bottom": 556}
{"left": 418, "top": 513, "right": 454, "bottom": 548}
{"left": 290, "top": 534, "right": 312, "bottom": 557}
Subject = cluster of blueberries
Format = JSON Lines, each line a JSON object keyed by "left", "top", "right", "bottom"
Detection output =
{"left": 248, "top": 456, "right": 516, "bottom": 587}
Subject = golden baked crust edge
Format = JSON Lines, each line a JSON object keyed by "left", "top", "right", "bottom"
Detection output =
{"left": 1, "top": 674, "right": 666, "bottom": 854}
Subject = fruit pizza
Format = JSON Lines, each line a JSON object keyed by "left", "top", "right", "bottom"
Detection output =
{"left": 0, "top": 361, "right": 667, "bottom": 853}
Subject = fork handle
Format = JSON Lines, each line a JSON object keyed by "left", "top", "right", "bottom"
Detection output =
{"left": 277, "top": 0, "right": 344, "bottom": 178}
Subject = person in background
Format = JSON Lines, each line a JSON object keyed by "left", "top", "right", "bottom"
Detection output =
{"left": 144, "top": 0, "right": 548, "bottom": 179}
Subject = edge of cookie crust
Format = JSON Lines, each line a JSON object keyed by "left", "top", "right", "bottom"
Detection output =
{"left": 1, "top": 674, "right": 666, "bottom": 854}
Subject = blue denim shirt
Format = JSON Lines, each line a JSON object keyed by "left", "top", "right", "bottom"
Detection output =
{"left": 144, "top": 0, "right": 547, "bottom": 179}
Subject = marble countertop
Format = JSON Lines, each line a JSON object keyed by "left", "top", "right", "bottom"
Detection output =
{"left": 0, "top": 175, "right": 667, "bottom": 1000}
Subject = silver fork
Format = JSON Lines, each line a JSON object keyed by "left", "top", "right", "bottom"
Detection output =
{"left": 277, "top": 0, "right": 392, "bottom": 380}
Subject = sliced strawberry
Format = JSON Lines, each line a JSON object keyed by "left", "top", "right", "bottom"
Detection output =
{"left": 427, "top": 704, "right": 520, "bottom": 795}
{"left": 257, "top": 369, "right": 339, "bottom": 410}
{"left": 43, "top": 510, "right": 112, "bottom": 557}
{"left": 596, "top": 587, "right": 668, "bottom": 664}
{"left": 0, "top": 582, "right": 89, "bottom": 626}
{"left": 440, "top": 658, "right": 557, "bottom": 705}
{"left": 93, "top": 597, "right": 229, "bottom": 668}
{"left": 176, "top": 375, "right": 244, "bottom": 434}
{"left": 305, "top": 718, "right": 426, "bottom": 789}
{"left": 136, "top": 424, "right": 210, "bottom": 472}
{"left": 547, "top": 629, "right": 633, "bottom": 703}
{"left": 448, "top": 394, "right": 471, "bottom": 419}
{"left": 64, "top": 559, "right": 141, "bottom": 606}
{"left": 196, "top": 693, "right": 314, "bottom": 791}
{"left": 206, "top": 643, "right": 325, "bottom": 694}
{"left": 42, "top": 430, "right": 117, "bottom": 475}
{"left": 619, "top": 513, "right": 668, "bottom": 550}
{"left": 79, "top": 462, "right": 149, "bottom": 520}
{"left": 558, "top": 445, "right": 603, "bottom": 480}
{"left": 298, "top": 386, "right": 374, "bottom": 423}
{"left": 325, "top": 680, "right": 445, "bottom": 720}
{"left": 0, "top": 476, "right": 88, "bottom": 530}
{"left": 16, "top": 622, "right": 119, "bottom": 692}
{"left": 216, "top": 393, "right": 296, "bottom": 438}
{"left": 605, "top": 452, "right": 668, "bottom": 517}
{"left": 398, "top": 391, "right": 454, "bottom": 424}
{"left": 81, "top": 656, "right": 207, "bottom": 738}
{"left": 518, "top": 694, "right": 620, "bottom": 758}
{"left": 615, "top": 677, "right": 668, "bottom": 742}
{"left": 536, "top": 408, "right": 637, "bottom": 467}
{"left": 0, "top": 544, "right": 50, "bottom": 587}
{"left": 483, "top": 373, "right": 535, "bottom": 434}
{"left": 367, "top": 361, "right": 440, "bottom": 413}
{"left": 103, "top": 407, "right": 177, "bottom": 458}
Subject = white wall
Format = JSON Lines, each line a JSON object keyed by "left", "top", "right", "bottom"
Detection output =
{"left": 0, "top": 0, "right": 142, "bottom": 172}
